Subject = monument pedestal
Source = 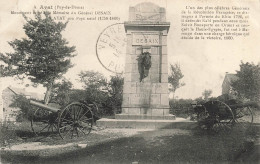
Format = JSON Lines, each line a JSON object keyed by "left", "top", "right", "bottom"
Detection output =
{"left": 121, "top": 3, "right": 174, "bottom": 120}
{"left": 97, "top": 2, "right": 176, "bottom": 129}
{"left": 96, "top": 117, "right": 195, "bottom": 129}
{"left": 115, "top": 113, "right": 175, "bottom": 120}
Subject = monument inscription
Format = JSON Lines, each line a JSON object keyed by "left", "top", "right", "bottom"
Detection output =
{"left": 129, "top": 2, "right": 166, "bottom": 22}
{"left": 135, "top": 13, "right": 161, "bottom": 21}
{"left": 133, "top": 34, "right": 160, "bottom": 45}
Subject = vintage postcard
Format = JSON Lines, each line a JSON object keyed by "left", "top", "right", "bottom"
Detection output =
{"left": 0, "top": 0, "right": 259, "bottom": 163}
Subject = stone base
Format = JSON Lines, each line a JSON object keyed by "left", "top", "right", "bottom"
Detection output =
{"left": 115, "top": 114, "right": 175, "bottom": 120}
{"left": 121, "top": 107, "right": 170, "bottom": 116}
{"left": 96, "top": 117, "right": 194, "bottom": 129}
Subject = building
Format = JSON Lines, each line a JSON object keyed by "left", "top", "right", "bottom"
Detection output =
{"left": 221, "top": 73, "right": 238, "bottom": 98}
{"left": 2, "top": 86, "right": 44, "bottom": 122}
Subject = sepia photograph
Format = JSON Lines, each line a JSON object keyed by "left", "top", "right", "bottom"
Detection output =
{"left": 0, "top": 0, "right": 259, "bottom": 163}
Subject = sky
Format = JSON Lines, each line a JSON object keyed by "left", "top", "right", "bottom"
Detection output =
{"left": 0, "top": 0, "right": 259, "bottom": 99}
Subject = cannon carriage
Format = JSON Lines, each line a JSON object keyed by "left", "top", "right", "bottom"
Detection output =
{"left": 192, "top": 99, "right": 258, "bottom": 131}
{"left": 30, "top": 100, "right": 99, "bottom": 139}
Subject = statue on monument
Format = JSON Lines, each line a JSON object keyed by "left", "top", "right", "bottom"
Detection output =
{"left": 138, "top": 51, "right": 152, "bottom": 82}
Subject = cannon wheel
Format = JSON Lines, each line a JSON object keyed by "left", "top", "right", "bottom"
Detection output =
{"left": 58, "top": 102, "right": 94, "bottom": 139}
{"left": 31, "top": 108, "right": 59, "bottom": 136}
{"left": 204, "top": 100, "right": 235, "bottom": 132}
{"left": 234, "top": 106, "right": 253, "bottom": 129}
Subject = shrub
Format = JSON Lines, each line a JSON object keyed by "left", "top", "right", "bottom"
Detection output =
{"left": 76, "top": 71, "right": 124, "bottom": 117}
{"left": 10, "top": 95, "right": 36, "bottom": 121}
{"left": 170, "top": 99, "right": 193, "bottom": 118}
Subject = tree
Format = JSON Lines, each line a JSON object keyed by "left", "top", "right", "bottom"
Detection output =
{"left": 107, "top": 75, "right": 124, "bottom": 113}
{"left": 51, "top": 78, "right": 73, "bottom": 106}
{"left": 10, "top": 95, "right": 34, "bottom": 121}
{"left": 168, "top": 63, "right": 185, "bottom": 96}
{"left": 0, "top": 11, "right": 76, "bottom": 104}
{"left": 231, "top": 62, "right": 260, "bottom": 101}
{"left": 202, "top": 89, "right": 212, "bottom": 101}
{"left": 78, "top": 71, "right": 124, "bottom": 115}
{"left": 78, "top": 70, "right": 108, "bottom": 104}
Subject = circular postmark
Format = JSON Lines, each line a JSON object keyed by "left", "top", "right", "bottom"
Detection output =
{"left": 96, "top": 23, "right": 126, "bottom": 74}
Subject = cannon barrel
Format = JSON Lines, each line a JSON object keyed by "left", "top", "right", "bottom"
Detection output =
{"left": 30, "top": 100, "right": 60, "bottom": 113}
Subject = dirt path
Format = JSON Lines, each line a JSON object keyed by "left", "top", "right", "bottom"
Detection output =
{"left": 1, "top": 128, "right": 189, "bottom": 152}
{"left": 1, "top": 124, "right": 259, "bottom": 164}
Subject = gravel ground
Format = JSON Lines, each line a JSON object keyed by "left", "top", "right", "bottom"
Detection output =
{"left": 1, "top": 127, "right": 190, "bottom": 151}
{"left": 0, "top": 125, "right": 195, "bottom": 164}
{"left": 1, "top": 117, "right": 259, "bottom": 164}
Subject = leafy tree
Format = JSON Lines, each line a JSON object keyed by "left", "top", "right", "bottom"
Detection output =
{"left": 10, "top": 95, "right": 36, "bottom": 121}
{"left": 51, "top": 78, "right": 73, "bottom": 106}
{"left": 168, "top": 63, "right": 185, "bottom": 96}
{"left": 68, "top": 89, "right": 89, "bottom": 102}
{"left": 107, "top": 75, "right": 124, "bottom": 114}
{"left": 78, "top": 70, "right": 108, "bottom": 105}
{"left": 195, "top": 97, "right": 204, "bottom": 103}
{"left": 231, "top": 62, "right": 260, "bottom": 101}
{"left": 202, "top": 89, "right": 212, "bottom": 101}
{"left": 78, "top": 71, "right": 124, "bottom": 115}
{"left": 0, "top": 11, "right": 76, "bottom": 104}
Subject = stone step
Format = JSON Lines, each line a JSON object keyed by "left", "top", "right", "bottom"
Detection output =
{"left": 96, "top": 118, "right": 195, "bottom": 129}
{"left": 115, "top": 114, "right": 176, "bottom": 120}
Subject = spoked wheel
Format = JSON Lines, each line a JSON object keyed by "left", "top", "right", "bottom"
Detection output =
{"left": 203, "top": 100, "right": 235, "bottom": 132}
{"left": 58, "top": 102, "right": 94, "bottom": 139}
{"left": 234, "top": 106, "right": 253, "bottom": 129}
{"left": 31, "top": 108, "right": 59, "bottom": 136}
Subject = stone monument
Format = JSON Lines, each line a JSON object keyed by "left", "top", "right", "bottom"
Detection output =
{"left": 116, "top": 2, "right": 175, "bottom": 120}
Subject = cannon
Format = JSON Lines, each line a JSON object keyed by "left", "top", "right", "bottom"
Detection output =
{"left": 192, "top": 99, "right": 259, "bottom": 131}
{"left": 30, "top": 100, "right": 98, "bottom": 139}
